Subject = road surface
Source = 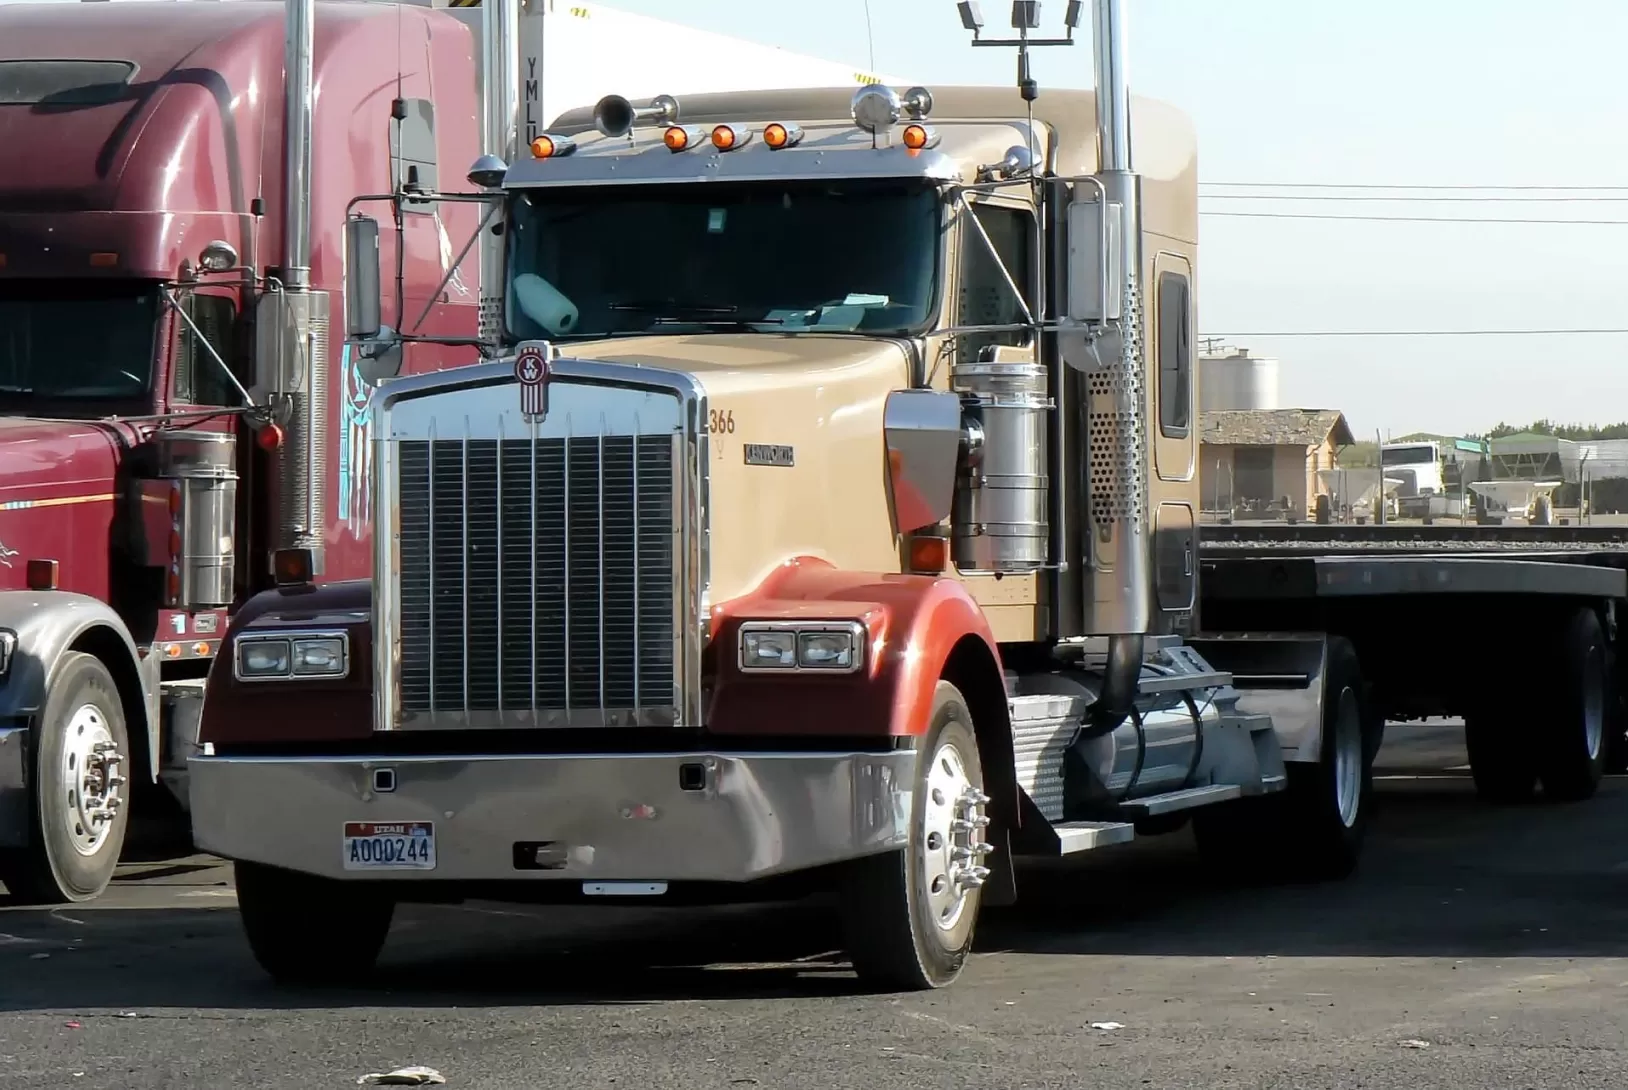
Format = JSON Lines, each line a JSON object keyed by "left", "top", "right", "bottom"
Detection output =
{"left": 4, "top": 723, "right": 1628, "bottom": 1089}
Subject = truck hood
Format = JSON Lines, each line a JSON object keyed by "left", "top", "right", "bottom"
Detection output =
{"left": 557, "top": 332, "right": 917, "bottom": 400}
{"left": 0, "top": 417, "right": 131, "bottom": 496}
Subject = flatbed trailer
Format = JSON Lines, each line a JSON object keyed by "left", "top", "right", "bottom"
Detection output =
{"left": 1197, "top": 523, "right": 1628, "bottom": 796}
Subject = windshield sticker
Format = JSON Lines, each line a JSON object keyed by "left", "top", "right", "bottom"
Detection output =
{"left": 337, "top": 340, "right": 374, "bottom": 535}
{"left": 707, "top": 208, "right": 726, "bottom": 233}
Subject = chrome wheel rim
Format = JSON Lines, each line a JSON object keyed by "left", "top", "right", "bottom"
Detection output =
{"left": 58, "top": 703, "right": 124, "bottom": 857}
{"left": 1332, "top": 687, "right": 1363, "bottom": 829}
{"left": 919, "top": 740, "right": 991, "bottom": 934}
{"left": 1583, "top": 645, "right": 1606, "bottom": 762}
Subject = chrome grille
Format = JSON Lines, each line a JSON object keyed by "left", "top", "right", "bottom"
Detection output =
{"left": 395, "top": 433, "right": 677, "bottom": 725}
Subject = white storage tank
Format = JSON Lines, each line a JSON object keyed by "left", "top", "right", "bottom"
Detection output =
{"left": 1198, "top": 346, "right": 1280, "bottom": 411}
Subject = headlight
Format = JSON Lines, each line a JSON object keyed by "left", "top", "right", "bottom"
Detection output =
{"left": 0, "top": 629, "right": 16, "bottom": 680}
{"left": 234, "top": 631, "right": 349, "bottom": 682}
{"left": 738, "top": 621, "right": 865, "bottom": 674}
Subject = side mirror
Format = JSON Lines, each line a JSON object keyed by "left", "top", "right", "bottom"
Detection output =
{"left": 343, "top": 215, "right": 382, "bottom": 340}
{"left": 1063, "top": 186, "right": 1123, "bottom": 324}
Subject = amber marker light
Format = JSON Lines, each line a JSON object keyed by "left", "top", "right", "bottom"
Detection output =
{"left": 907, "top": 534, "right": 950, "bottom": 574}
{"left": 710, "top": 124, "right": 753, "bottom": 150}
{"left": 763, "top": 122, "right": 804, "bottom": 149}
{"left": 664, "top": 125, "right": 690, "bottom": 151}
{"left": 530, "top": 133, "right": 577, "bottom": 159}
{"left": 901, "top": 124, "right": 939, "bottom": 151}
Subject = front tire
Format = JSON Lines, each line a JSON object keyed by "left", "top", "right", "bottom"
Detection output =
{"left": 840, "top": 681, "right": 990, "bottom": 991}
{"left": 0, "top": 652, "right": 131, "bottom": 904}
{"left": 1536, "top": 607, "right": 1609, "bottom": 802}
{"left": 235, "top": 861, "right": 396, "bottom": 986}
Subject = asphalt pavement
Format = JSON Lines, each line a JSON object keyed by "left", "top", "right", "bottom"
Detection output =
{"left": 5, "top": 722, "right": 1628, "bottom": 1089}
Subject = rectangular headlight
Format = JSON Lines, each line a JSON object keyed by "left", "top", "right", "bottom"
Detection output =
{"left": 741, "top": 628, "right": 797, "bottom": 670}
{"left": 234, "top": 631, "right": 350, "bottom": 682}
{"left": 292, "top": 637, "right": 347, "bottom": 677}
{"left": 739, "top": 622, "right": 865, "bottom": 674}
{"left": 0, "top": 630, "right": 16, "bottom": 679}
{"left": 236, "top": 638, "right": 291, "bottom": 679}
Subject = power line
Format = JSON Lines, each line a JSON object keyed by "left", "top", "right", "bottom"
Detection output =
{"left": 1201, "top": 181, "right": 1628, "bottom": 192}
{"left": 1203, "top": 210, "right": 1628, "bottom": 225}
{"left": 1204, "top": 328, "right": 1628, "bottom": 338}
{"left": 1200, "top": 192, "right": 1628, "bottom": 203}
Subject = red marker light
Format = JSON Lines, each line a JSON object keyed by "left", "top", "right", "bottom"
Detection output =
{"left": 256, "top": 423, "right": 285, "bottom": 452}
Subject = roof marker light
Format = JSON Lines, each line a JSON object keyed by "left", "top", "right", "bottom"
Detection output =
{"left": 711, "top": 124, "right": 754, "bottom": 151}
{"left": 901, "top": 123, "right": 940, "bottom": 151}
{"left": 664, "top": 124, "right": 707, "bottom": 152}
{"left": 530, "top": 133, "right": 578, "bottom": 159}
{"left": 763, "top": 122, "right": 804, "bottom": 149}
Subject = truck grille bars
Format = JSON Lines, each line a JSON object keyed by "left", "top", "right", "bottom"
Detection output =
{"left": 395, "top": 434, "right": 677, "bottom": 725}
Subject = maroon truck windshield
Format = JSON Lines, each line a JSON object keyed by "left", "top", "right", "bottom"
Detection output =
{"left": 0, "top": 280, "right": 158, "bottom": 403}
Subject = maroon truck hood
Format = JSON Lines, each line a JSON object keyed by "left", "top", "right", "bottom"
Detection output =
{"left": 0, "top": 416, "right": 137, "bottom": 594}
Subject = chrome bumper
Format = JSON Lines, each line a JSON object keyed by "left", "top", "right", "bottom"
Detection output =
{"left": 0, "top": 722, "right": 29, "bottom": 849}
{"left": 188, "top": 749, "right": 914, "bottom": 883}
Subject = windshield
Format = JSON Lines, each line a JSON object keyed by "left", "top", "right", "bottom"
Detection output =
{"left": 505, "top": 178, "right": 942, "bottom": 340}
{"left": 0, "top": 280, "right": 159, "bottom": 405}
{"left": 1381, "top": 445, "right": 1437, "bottom": 466}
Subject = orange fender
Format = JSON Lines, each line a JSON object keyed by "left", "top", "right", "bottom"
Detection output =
{"left": 705, "top": 557, "right": 1006, "bottom": 739}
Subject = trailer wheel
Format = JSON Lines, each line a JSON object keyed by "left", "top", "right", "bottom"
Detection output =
{"left": 1192, "top": 636, "right": 1372, "bottom": 881}
{"left": 234, "top": 860, "right": 396, "bottom": 986}
{"left": 0, "top": 653, "right": 130, "bottom": 904}
{"left": 1535, "top": 606, "right": 1609, "bottom": 802}
{"left": 1279, "top": 636, "right": 1373, "bottom": 880}
{"left": 839, "top": 681, "right": 989, "bottom": 991}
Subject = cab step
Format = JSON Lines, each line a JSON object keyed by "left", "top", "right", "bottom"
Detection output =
{"left": 1051, "top": 820, "right": 1137, "bottom": 855}
{"left": 1115, "top": 783, "right": 1241, "bottom": 818}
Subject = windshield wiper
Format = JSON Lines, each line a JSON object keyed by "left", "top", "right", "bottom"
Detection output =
{"left": 608, "top": 300, "right": 742, "bottom": 316}
{"left": 0, "top": 385, "right": 32, "bottom": 393}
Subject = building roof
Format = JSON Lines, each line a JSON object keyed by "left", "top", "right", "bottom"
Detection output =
{"left": 1201, "top": 408, "right": 1355, "bottom": 448}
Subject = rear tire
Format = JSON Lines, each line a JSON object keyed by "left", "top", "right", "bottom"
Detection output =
{"left": 0, "top": 653, "right": 131, "bottom": 904}
{"left": 235, "top": 861, "right": 395, "bottom": 986}
{"left": 1193, "top": 636, "right": 1372, "bottom": 882}
{"left": 839, "top": 681, "right": 989, "bottom": 991}
{"left": 1536, "top": 607, "right": 1609, "bottom": 802}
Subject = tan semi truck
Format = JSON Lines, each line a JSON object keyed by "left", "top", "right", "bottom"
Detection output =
{"left": 187, "top": 0, "right": 1618, "bottom": 991}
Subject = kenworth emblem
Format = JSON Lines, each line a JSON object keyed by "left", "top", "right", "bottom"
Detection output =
{"left": 514, "top": 342, "right": 552, "bottom": 421}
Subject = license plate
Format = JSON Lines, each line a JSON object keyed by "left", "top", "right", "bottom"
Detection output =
{"left": 342, "top": 821, "right": 436, "bottom": 871}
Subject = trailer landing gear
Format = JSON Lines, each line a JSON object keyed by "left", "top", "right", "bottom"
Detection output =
{"left": 0, "top": 653, "right": 130, "bottom": 904}
{"left": 841, "top": 680, "right": 990, "bottom": 992}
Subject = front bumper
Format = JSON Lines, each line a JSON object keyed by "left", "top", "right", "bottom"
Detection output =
{"left": 189, "top": 749, "right": 914, "bottom": 883}
{"left": 0, "top": 722, "right": 27, "bottom": 849}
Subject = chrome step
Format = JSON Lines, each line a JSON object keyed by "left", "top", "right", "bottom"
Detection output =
{"left": 1116, "top": 783, "right": 1242, "bottom": 818}
{"left": 1051, "top": 820, "right": 1137, "bottom": 855}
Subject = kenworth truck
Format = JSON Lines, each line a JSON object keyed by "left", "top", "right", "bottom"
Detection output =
{"left": 0, "top": 0, "right": 897, "bottom": 905}
{"left": 188, "top": 0, "right": 1624, "bottom": 991}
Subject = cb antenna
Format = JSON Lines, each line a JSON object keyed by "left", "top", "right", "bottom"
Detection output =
{"left": 957, "top": 1, "right": 1084, "bottom": 102}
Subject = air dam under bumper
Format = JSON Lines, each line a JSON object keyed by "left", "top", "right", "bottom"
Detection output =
{"left": 188, "top": 750, "right": 914, "bottom": 883}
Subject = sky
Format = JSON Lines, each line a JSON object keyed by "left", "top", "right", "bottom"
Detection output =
{"left": 599, "top": 0, "right": 1628, "bottom": 440}
{"left": 9, "top": 0, "right": 1626, "bottom": 438}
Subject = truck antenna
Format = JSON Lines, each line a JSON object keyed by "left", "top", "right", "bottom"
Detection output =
{"left": 861, "top": 0, "right": 875, "bottom": 73}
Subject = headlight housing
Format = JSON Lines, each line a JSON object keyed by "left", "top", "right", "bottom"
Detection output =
{"left": 738, "top": 621, "right": 865, "bottom": 674}
{"left": 0, "top": 629, "right": 15, "bottom": 680}
{"left": 234, "top": 630, "right": 350, "bottom": 682}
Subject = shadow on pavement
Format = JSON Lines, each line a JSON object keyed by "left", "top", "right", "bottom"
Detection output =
{"left": 4, "top": 735, "right": 1628, "bottom": 1012}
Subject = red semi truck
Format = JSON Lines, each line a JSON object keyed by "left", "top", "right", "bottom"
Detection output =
{"left": 0, "top": 0, "right": 491, "bottom": 903}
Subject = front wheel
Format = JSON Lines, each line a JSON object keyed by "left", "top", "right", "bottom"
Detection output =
{"left": 0, "top": 652, "right": 131, "bottom": 904}
{"left": 235, "top": 861, "right": 396, "bottom": 986}
{"left": 839, "top": 680, "right": 991, "bottom": 991}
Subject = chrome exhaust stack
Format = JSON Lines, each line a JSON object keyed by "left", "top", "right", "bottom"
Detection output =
{"left": 1081, "top": 0, "right": 1150, "bottom": 728}
{"left": 477, "top": 0, "right": 522, "bottom": 343}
